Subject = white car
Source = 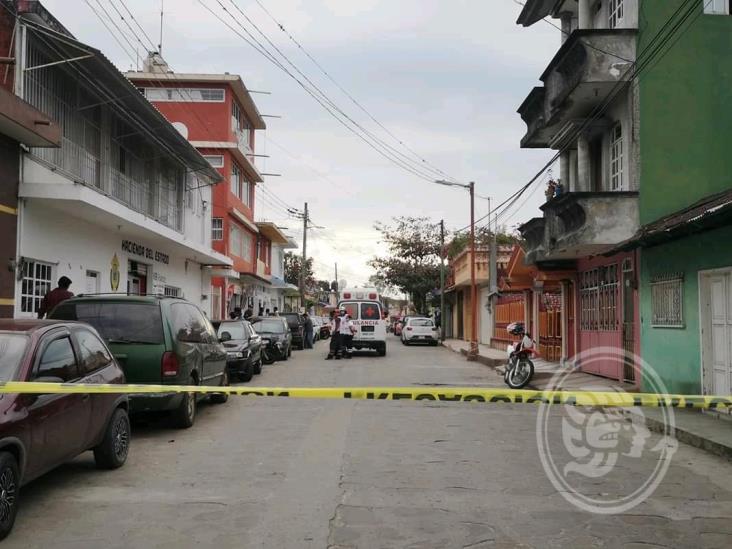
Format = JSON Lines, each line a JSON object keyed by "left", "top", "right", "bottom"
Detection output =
{"left": 401, "top": 317, "right": 439, "bottom": 346}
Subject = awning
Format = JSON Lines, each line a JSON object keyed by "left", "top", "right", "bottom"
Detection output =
{"left": 256, "top": 222, "right": 290, "bottom": 245}
{"left": 20, "top": 20, "right": 222, "bottom": 185}
{"left": 611, "top": 189, "right": 732, "bottom": 253}
{"left": 516, "top": 0, "right": 560, "bottom": 26}
{"left": 0, "top": 86, "right": 60, "bottom": 147}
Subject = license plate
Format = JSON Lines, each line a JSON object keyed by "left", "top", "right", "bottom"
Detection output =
{"left": 361, "top": 326, "right": 375, "bottom": 332}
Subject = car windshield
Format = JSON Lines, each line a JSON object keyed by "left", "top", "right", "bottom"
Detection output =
{"left": 217, "top": 322, "right": 249, "bottom": 340}
{"left": 51, "top": 302, "right": 165, "bottom": 344}
{"left": 252, "top": 319, "right": 285, "bottom": 333}
{"left": 0, "top": 333, "right": 28, "bottom": 382}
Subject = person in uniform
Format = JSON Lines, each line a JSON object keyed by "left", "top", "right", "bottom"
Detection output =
{"left": 339, "top": 308, "right": 355, "bottom": 359}
{"left": 326, "top": 310, "right": 341, "bottom": 360}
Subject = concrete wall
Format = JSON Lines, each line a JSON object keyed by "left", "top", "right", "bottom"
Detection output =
{"left": 640, "top": 224, "right": 732, "bottom": 395}
{"left": 639, "top": 1, "right": 732, "bottom": 225}
{"left": 479, "top": 287, "right": 493, "bottom": 345}
{"left": 16, "top": 201, "right": 213, "bottom": 318}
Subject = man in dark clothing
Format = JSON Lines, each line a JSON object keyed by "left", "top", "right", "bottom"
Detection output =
{"left": 38, "top": 276, "right": 73, "bottom": 319}
{"left": 243, "top": 308, "right": 254, "bottom": 320}
{"left": 303, "top": 313, "right": 314, "bottom": 349}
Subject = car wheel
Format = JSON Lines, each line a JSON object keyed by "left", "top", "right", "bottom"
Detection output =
{"left": 240, "top": 362, "right": 254, "bottom": 382}
{"left": 253, "top": 358, "right": 262, "bottom": 375}
{"left": 211, "top": 371, "right": 229, "bottom": 404}
{"left": 0, "top": 452, "right": 20, "bottom": 540}
{"left": 288, "top": 346, "right": 292, "bottom": 358}
{"left": 173, "top": 378, "right": 197, "bottom": 429}
{"left": 377, "top": 344, "right": 387, "bottom": 357}
{"left": 93, "top": 408, "right": 131, "bottom": 470}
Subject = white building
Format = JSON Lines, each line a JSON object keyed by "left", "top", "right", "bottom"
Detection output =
{"left": 254, "top": 223, "right": 298, "bottom": 313}
{"left": 11, "top": 15, "right": 230, "bottom": 318}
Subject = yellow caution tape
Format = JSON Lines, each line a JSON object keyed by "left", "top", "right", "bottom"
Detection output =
{"left": 0, "top": 382, "right": 730, "bottom": 409}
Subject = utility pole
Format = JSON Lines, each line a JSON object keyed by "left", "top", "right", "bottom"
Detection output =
{"left": 440, "top": 219, "right": 446, "bottom": 342}
{"left": 468, "top": 182, "right": 478, "bottom": 360}
{"left": 334, "top": 262, "right": 339, "bottom": 300}
{"left": 299, "top": 202, "right": 308, "bottom": 310}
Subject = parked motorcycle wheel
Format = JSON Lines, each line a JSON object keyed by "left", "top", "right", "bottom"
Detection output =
{"left": 506, "top": 358, "right": 534, "bottom": 389}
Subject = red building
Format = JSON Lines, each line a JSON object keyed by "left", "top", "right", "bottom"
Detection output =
{"left": 127, "top": 54, "right": 271, "bottom": 319}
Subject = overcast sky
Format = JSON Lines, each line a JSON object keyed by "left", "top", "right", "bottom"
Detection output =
{"left": 44, "top": 0, "right": 559, "bottom": 287}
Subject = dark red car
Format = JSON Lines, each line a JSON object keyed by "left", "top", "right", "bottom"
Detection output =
{"left": 0, "top": 320, "right": 130, "bottom": 539}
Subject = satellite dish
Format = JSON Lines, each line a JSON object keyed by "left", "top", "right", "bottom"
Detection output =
{"left": 339, "top": 279, "right": 348, "bottom": 290}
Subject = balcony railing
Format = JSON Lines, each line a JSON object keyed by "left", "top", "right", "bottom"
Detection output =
{"left": 519, "top": 192, "right": 639, "bottom": 263}
{"left": 31, "top": 137, "right": 183, "bottom": 232}
{"left": 518, "top": 29, "right": 636, "bottom": 148}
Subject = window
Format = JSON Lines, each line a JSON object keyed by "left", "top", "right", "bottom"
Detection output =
{"left": 340, "top": 302, "right": 359, "bottom": 319}
{"left": 0, "top": 334, "right": 28, "bottom": 382}
{"left": 164, "top": 286, "right": 182, "bottom": 298}
{"left": 203, "top": 155, "right": 224, "bottom": 168}
{"left": 610, "top": 123, "right": 624, "bottom": 191}
{"left": 580, "top": 266, "right": 619, "bottom": 331}
{"left": 76, "top": 329, "right": 112, "bottom": 375}
{"left": 20, "top": 260, "right": 53, "bottom": 314}
{"left": 171, "top": 304, "right": 210, "bottom": 343}
{"left": 651, "top": 274, "right": 684, "bottom": 327}
{"left": 36, "top": 337, "right": 77, "bottom": 382}
{"left": 360, "top": 303, "right": 382, "bottom": 320}
{"left": 51, "top": 302, "right": 165, "bottom": 344}
{"left": 242, "top": 179, "right": 251, "bottom": 207}
{"left": 212, "top": 218, "right": 223, "bottom": 241}
{"left": 229, "top": 224, "right": 253, "bottom": 260}
{"left": 143, "top": 88, "right": 225, "bottom": 102}
{"left": 704, "top": 0, "right": 729, "bottom": 15}
{"left": 609, "top": 0, "right": 624, "bottom": 28}
{"left": 231, "top": 163, "right": 241, "bottom": 199}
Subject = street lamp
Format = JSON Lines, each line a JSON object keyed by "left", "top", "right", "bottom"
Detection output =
{"left": 435, "top": 179, "right": 479, "bottom": 361}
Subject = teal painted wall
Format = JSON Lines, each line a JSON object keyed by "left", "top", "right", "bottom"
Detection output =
{"left": 640, "top": 224, "right": 732, "bottom": 394}
{"left": 639, "top": 1, "right": 732, "bottom": 225}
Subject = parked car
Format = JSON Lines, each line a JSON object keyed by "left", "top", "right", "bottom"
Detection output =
{"left": 281, "top": 312, "right": 306, "bottom": 350}
{"left": 0, "top": 319, "right": 130, "bottom": 539}
{"left": 251, "top": 317, "right": 292, "bottom": 363}
{"left": 50, "top": 295, "right": 229, "bottom": 429}
{"left": 311, "top": 317, "right": 322, "bottom": 342}
{"left": 214, "top": 319, "right": 263, "bottom": 382}
{"left": 401, "top": 317, "right": 440, "bottom": 346}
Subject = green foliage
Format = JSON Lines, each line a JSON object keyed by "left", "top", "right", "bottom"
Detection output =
{"left": 447, "top": 227, "right": 522, "bottom": 258}
{"left": 369, "top": 217, "right": 442, "bottom": 314}
{"left": 284, "top": 252, "right": 315, "bottom": 289}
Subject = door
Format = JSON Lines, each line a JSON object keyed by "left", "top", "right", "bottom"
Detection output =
{"left": 622, "top": 258, "right": 637, "bottom": 383}
{"left": 708, "top": 273, "right": 732, "bottom": 395}
{"left": 25, "top": 332, "right": 92, "bottom": 478}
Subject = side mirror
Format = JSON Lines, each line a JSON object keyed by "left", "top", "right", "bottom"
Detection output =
{"left": 219, "top": 331, "right": 232, "bottom": 342}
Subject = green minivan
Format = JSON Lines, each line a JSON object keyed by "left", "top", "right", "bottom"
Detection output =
{"left": 50, "top": 295, "right": 229, "bottom": 428}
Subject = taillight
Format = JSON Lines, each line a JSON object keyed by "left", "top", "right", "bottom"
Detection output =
{"left": 161, "top": 352, "right": 179, "bottom": 377}
{"left": 368, "top": 293, "right": 377, "bottom": 299}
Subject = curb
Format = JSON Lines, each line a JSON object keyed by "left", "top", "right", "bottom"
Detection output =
{"left": 441, "top": 342, "right": 503, "bottom": 368}
{"left": 623, "top": 409, "right": 732, "bottom": 461}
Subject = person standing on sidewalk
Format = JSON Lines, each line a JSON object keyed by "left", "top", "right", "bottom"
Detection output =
{"left": 38, "top": 276, "right": 73, "bottom": 319}
{"left": 339, "top": 308, "right": 355, "bottom": 359}
{"left": 303, "top": 313, "right": 314, "bottom": 349}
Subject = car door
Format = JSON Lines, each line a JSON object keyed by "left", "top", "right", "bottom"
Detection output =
{"left": 197, "top": 307, "right": 227, "bottom": 385}
{"left": 72, "top": 327, "right": 121, "bottom": 446}
{"left": 246, "top": 322, "right": 262, "bottom": 363}
{"left": 170, "top": 303, "right": 206, "bottom": 385}
{"left": 24, "top": 330, "right": 92, "bottom": 478}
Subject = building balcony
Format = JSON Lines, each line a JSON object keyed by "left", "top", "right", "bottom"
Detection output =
{"left": 519, "top": 192, "right": 639, "bottom": 264}
{"left": 518, "top": 29, "right": 636, "bottom": 148}
{"left": 449, "top": 249, "right": 490, "bottom": 288}
{"left": 256, "top": 259, "right": 271, "bottom": 281}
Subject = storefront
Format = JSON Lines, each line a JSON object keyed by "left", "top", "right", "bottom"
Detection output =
{"left": 15, "top": 200, "right": 230, "bottom": 319}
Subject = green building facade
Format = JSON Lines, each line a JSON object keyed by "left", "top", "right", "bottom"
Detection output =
{"left": 637, "top": 1, "right": 732, "bottom": 394}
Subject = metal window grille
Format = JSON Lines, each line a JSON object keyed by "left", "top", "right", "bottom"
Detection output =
{"left": 212, "top": 218, "right": 223, "bottom": 241}
{"left": 203, "top": 155, "right": 224, "bottom": 168}
{"left": 580, "top": 266, "right": 619, "bottom": 331}
{"left": 610, "top": 123, "right": 623, "bottom": 191}
{"left": 164, "top": 286, "right": 182, "bottom": 298}
{"left": 20, "top": 260, "right": 53, "bottom": 314}
{"left": 231, "top": 164, "right": 241, "bottom": 198}
{"left": 609, "top": 0, "right": 624, "bottom": 28}
{"left": 651, "top": 274, "right": 684, "bottom": 327}
{"left": 144, "top": 88, "right": 224, "bottom": 102}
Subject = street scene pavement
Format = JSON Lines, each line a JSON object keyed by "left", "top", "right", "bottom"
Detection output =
{"left": 5, "top": 337, "right": 732, "bottom": 549}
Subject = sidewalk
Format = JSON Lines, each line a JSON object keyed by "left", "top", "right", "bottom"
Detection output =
{"left": 441, "top": 338, "right": 732, "bottom": 460}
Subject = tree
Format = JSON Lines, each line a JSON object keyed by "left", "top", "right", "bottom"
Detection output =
{"left": 447, "top": 227, "right": 522, "bottom": 259}
{"left": 284, "top": 252, "right": 315, "bottom": 289}
{"left": 368, "top": 217, "right": 442, "bottom": 314}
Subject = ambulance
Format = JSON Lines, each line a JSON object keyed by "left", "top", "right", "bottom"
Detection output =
{"left": 338, "top": 288, "right": 387, "bottom": 356}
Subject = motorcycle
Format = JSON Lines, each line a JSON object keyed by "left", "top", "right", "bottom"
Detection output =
{"left": 504, "top": 333, "right": 539, "bottom": 389}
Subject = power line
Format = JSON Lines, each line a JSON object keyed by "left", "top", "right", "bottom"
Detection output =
{"left": 197, "top": 0, "right": 452, "bottom": 184}
{"left": 250, "top": 0, "right": 459, "bottom": 184}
